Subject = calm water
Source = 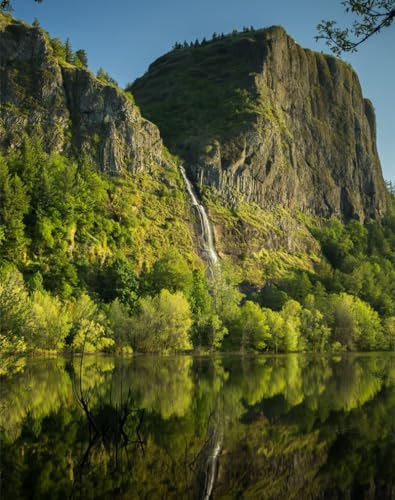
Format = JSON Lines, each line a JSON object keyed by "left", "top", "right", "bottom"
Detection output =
{"left": 0, "top": 353, "right": 394, "bottom": 499}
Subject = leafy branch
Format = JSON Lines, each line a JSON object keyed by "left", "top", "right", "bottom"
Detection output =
{"left": 316, "top": 0, "right": 395, "bottom": 54}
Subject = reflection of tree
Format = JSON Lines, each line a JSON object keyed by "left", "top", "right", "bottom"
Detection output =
{"left": 69, "top": 352, "right": 147, "bottom": 495}
{"left": 0, "top": 353, "right": 394, "bottom": 498}
{"left": 322, "top": 356, "right": 384, "bottom": 412}
{"left": 126, "top": 356, "right": 194, "bottom": 419}
{"left": 0, "top": 358, "right": 72, "bottom": 438}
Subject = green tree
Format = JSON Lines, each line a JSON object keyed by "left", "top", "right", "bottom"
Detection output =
{"left": 64, "top": 38, "right": 73, "bottom": 63}
{"left": 264, "top": 309, "right": 285, "bottom": 353}
{"left": 0, "top": 157, "right": 29, "bottom": 262}
{"left": 107, "top": 299, "right": 133, "bottom": 353}
{"left": 0, "top": 267, "right": 31, "bottom": 341}
{"left": 132, "top": 289, "right": 193, "bottom": 353}
{"left": 98, "top": 258, "right": 140, "bottom": 311}
{"left": 237, "top": 301, "right": 270, "bottom": 352}
{"left": 192, "top": 313, "right": 227, "bottom": 350}
{"left": 210, "top": 266, "right": 244, "bottom": 324}
{"left": 96, "top": 67, "right": 118, "bottom": 86}
{"left": 301, "top": 295, "right": 331, "bottom": 351}
{"left": 382, "top": 316, "right": 395, "bottom": 350}
{"left": 146, "top": 250, "right": 193, "bottom": 297}
{"left": 189, "top": 268, "right": 212, "bottom": 317}
{"left": 49, "top": 37, "right": 66, "bottom": 60}
{"left": 71, "top": 319, "right": 114, "bottom": 353}
{"left": 30, "top": 291, "right": 70, "bottom": 351}
{"left": 280, "top": 300, "right": 302, "bottom": 352}
{"left": 66, "top": 294, "right": 110, "bottom": 352}
{"left": 74, "top": 49, "right": 88, "bottom": 68}
{"left": 316, "top": 0, "right": 395, "bottom": 55}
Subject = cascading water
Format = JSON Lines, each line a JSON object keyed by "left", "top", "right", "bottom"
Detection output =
{"left": 180, "top": 166, "right": 219, "bottom": 271}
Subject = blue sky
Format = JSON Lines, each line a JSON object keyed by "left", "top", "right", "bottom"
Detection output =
{"left": 12, "top": 0, "right": 395, "bottom": 182}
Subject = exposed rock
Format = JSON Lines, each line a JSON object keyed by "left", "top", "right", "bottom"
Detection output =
{"left": 132, "top": 26, "right": 388, "bottom": 222}
{"left": 0, "top": 14, "right": 162, "bottom": 173}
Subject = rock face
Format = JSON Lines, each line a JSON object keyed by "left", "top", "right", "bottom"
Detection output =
{"left": 0, "top": 14, "right": 162, "bottom": 173}
{"left": 131, "top": 26, "right": 388, "bottom": 221}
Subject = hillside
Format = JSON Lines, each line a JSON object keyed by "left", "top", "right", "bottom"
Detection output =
{"left": 0, "top": 14, "right": 394, "bottom": 356}
{"left": 131, "top": 27, "right": 388, "bottom": 223}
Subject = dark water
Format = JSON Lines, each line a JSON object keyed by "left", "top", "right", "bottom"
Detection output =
{"left": 0, "top": 353, "right": 394, "bottom": 499}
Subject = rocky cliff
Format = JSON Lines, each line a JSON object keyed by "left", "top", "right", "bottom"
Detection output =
{"left": 1, "top": 15, "right": 390, "bottom": 282}
{"left": 0, "top": 13, "right": 162, "bottom": 173}
{"left": 131, "top": 26, "right": 388, "bottom": 222}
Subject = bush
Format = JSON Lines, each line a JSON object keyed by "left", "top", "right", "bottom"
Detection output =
{"left": 132, "top": 289, "right": 193, "bottom": 353}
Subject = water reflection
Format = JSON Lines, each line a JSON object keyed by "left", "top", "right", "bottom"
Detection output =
{"left": 0, "top": 353, "right": 394, "bottom": 499}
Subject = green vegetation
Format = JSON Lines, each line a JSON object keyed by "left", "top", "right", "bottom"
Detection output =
{"left": 0, "top": 140, "right": 204, "bottom": 354}
{"left": 48, "top": 35, "right": 88, "bottom": 67}
{"left": 0, "top": 137, "right": 394, "bottom": 355}
{"left": 0, "top": 15, "right": 393, "bottom": 356}
{"left": 129, "top": 29, "right": 275, "bottom": 146}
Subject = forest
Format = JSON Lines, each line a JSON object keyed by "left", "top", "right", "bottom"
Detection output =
{"left": 1, "top": 140, "right": 394, "bottom": 357}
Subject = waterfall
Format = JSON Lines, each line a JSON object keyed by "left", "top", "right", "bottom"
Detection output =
{"left": 180, "top": 166, "right": 219, "bottom": 270}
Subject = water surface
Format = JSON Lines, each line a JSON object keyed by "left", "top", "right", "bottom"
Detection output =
{"left": 1, "top": 353, "right": 394, "bottom": 499}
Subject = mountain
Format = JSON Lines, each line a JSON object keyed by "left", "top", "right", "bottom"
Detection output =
{"left": 0, "top": 15, "right": 391, "bottom": 283}
{"left": 0, "top": 13, "right": 162, "bottom": 173}
{"left": 0, "top": 14, "right": 394, "bottom": 355}
{"left": 0, "top": 12, "right": 199, "bottom": 283}
{"left": 131, "top": 26, "right": 388, "bottom": 223}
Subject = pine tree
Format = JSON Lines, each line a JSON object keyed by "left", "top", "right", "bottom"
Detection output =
{"left": 0, "top": 157, "right": 29, "bottom": 262}
{"left": 64, "top": 38, "right": 73, "bottom": 63}
{"left": 74, "top": 49, "right": 88, "bottom": 68}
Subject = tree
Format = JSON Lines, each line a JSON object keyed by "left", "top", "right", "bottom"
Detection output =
{"left": 385, "top": 179, "right": 395, "bottom": 195}
{"left": 96, "top": 68, "right": 118, "bottom": 86}
{"left": 301, "top": 295, "right": 331, "bottom": 352}
{"left": 0, "top": 267, "right": 32, "bottom": 340}
{"left": 49, "top": 37, "right": 67, "bottom": 60}
{"left": 64, "top": 38, "right": 73, "bottom": 63}
{"left": 146, "top": 250, "right": 193, "bottom": 297}
{"left": 189, "top": 268, "right": 212, "bottom": 317}
{"left": 107, "top": 299, "right": 133, "bottom": 353}
{"left": 0, "top": 157, "right": 29, "bottom": 262}
{"left": 316, "top": 0, "right": 395, "bottom": 55}
{"left": 65, "top": 294, "right": 113, "bottom": 353}
{"left": 280, "top": 300, "right": 302, "bottom": 352}
{"left": 210, "top": 266, "right": 243, "bottom": 324}
{"left": 98, "top": 258, "right": 140, "bottom": 311}
{"left": 132, "top": 289, "right": 193, "bottom": 353}
{"left": 30, "top": 291, "right": 70, "bottom": 351}
{"left": 264, "top": 309, "right": 285, "bottom": 353}
{"left": 237, "top": 301, "right": 270, "bottom": 352}
{"left": 382, "top": 316, "right": 395, "bottom": 349}
{"left": 74, "top": 49, "right": 88, "bottom": 68}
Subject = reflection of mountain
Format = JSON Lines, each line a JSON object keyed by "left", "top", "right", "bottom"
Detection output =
{"left": 0, "top": 354, "right": 394, "bottom": 498}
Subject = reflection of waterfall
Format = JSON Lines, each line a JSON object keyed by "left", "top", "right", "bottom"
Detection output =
{"left": 202, "top": 428, "right": 222, "bottom": 500}
{"left": 195, "top": 415, "right": 223, "bottom": 500}
{"left": 180, "top": 166, "right": 219, "bottom": 270}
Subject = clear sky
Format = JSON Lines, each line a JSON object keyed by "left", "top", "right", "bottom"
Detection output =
{"left": 11, "top": 0, "right": 395, "bottom": 182}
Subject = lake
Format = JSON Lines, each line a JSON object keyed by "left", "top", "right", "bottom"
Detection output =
{"left": 0, "top": 353, "right": 394, "bottom": 499}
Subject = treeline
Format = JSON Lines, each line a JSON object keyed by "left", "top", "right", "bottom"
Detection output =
{"left": 0, "top": 141, "right": 394, "bottom": 355}
{"left": 172, "top": 25, "right": 256, "bottom": 51}
{"left": 35, "top": 19, "right": 119, "bottom": 86}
